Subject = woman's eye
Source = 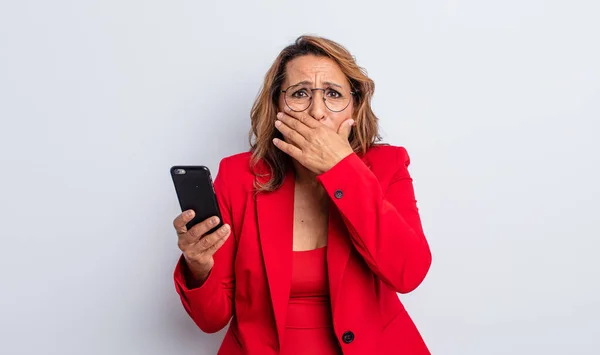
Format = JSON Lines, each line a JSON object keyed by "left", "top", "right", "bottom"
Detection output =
{"left": 326, "top": 89, "right": 342, "bottom": 98}
{"left": 292, "top": 90, "right": 309, "bottom": 98}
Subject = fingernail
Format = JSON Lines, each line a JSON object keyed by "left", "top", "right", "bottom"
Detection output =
{"left": 277, "top": 112, "right": 283, "bottom": 119}
{"left": 275, "top": 120, "right": 281, "bottom": 127}
{"left": 186, "top": 210, "right": 193, "bottom": 217}
{"left": 211, "top": 217, "right": 218, "bottom": 225}
{"left": 349, "top": 119, "right": 355, "bottom": 126}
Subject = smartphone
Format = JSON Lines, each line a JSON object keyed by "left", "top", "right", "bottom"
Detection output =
{"left": 170, "top": 165, "right": 224, "bottom": 235}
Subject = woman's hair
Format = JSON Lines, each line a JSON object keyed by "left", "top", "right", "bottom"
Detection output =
{"left": 249, "top": 35, "right": 383, "bottom": 192}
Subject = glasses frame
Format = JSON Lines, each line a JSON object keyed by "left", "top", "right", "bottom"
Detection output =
{"left": 280, "top": 84, "right": 356, "bottom": 113}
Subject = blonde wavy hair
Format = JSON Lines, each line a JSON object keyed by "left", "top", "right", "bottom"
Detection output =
{"left": 249, "top": 35, "right": 383, "bottom": 192}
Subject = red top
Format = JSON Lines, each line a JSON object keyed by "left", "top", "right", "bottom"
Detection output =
{"left": 280, "top": 246, "right": 342, "bottom": 355}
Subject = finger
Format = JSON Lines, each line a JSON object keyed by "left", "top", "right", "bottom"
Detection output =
{"left": 179, "top": 216, "right": 219, "bottom": 253}
{"left": 284, "top": 106, "right": 320, "bottom": 128}
{"left": 204, "top": 231, "right": 230, "bottom": 256}
{"left": 275, "top": 119, "right": 307, "bottom": 147}
{"left": 277, "top": 112, "right": 312, "bottom": 138}
{"left": 187, "top": 216, "right": 221, "bottom": 240}
{"left": 178, "top": 216, "right": 220, "bottom": 252}
{"left": 337, "top": 118, "right": 355, "bottom": 141}
{"left": 196, "top": 224, "right": 231, "bottom": 252}
{"left": 173, "top": 210, "right": 195, "bottom": 235}
{"left": 273, "top": 137, "right": 303, "bottom": 161}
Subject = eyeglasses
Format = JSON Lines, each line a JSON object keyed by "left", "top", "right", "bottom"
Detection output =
{"left": 281, "top": 83, "right": 356, "bottom": 113}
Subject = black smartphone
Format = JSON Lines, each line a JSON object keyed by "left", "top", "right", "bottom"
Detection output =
{"left": 170, "top": 165, "right": 224, "bottom": 235}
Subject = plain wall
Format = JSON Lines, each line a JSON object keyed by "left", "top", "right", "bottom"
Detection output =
{"left": 1, "top": 1, "right": 598, "bottom": 354}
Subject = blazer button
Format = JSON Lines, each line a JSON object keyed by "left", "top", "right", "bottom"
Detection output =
{"left": 342, "top": 331, "right": 354, "bottom": 344}
{"left": 334, "top": 190, "right": 343, "bottom": 199}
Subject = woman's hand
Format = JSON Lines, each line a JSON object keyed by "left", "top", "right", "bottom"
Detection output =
{"left": 273, "top": 106, "right": 355, "bottom": 175}
{"left": 173, "top": 210, "right": 231, "bottom": 284}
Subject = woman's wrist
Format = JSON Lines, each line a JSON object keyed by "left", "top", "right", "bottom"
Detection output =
{"left": 183, "top": 257, "right": 211, "bottom": 288}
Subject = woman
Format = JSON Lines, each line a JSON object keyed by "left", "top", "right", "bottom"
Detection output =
{"left": 172, "top": 35, "right": 432, "bottom": 354}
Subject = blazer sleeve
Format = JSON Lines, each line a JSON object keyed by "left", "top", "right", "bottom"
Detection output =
{"left": 316, "top": 146, "right": 431, "bottom": 293}
{"left": 173, "top": 157, "right": 236, "bottom": 333}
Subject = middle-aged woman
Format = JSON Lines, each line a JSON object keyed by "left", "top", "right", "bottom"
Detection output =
{"left": 172, "top": 35, "right": 432, "bottom": 354}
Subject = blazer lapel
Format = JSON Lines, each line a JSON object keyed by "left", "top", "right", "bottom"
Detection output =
{"left": 327, "top": 152, "right": 372, "bottom": 319}
{"left": 256, "top": 163, "right": 294, "bottom": 349}
{"left": 326, "top": 204, "right": 352, "bottom": 320}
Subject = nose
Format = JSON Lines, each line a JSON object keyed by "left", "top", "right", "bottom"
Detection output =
{"left": 308, "top": 89, "right": 327, "bottom": 121}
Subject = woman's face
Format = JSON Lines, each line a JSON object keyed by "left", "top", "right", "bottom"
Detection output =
{"left": 278, "top": 55, "right": 354, "bottom": 133}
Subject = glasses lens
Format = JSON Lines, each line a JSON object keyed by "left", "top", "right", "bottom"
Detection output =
{"left": 323, "top": 87, "right": 351, "bottom": 112}
{"left": 284, "top": 84, "right": 312, "bottom": 112}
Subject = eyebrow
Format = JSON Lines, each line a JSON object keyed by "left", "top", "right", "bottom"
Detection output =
{"left": 291, "top": 80, "right": 344, "bottom": 89}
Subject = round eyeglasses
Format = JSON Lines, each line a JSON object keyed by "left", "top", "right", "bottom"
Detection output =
{"left": 281, "top": 84, "right": 356, "bottom": 113}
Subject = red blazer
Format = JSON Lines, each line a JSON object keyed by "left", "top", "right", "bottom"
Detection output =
{"left": 174, "top": 144, "right": 432, "bottom": 354}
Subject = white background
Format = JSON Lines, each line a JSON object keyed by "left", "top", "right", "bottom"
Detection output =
{"left": 1, "top": 1, "right": 598, "bottom": 354}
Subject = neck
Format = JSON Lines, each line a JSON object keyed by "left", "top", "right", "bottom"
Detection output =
{"left": 292, "top": 160, "right": 329, "bottom": 205}
{"left": 292, "top": 159, "right": 317, "bottom": 184}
